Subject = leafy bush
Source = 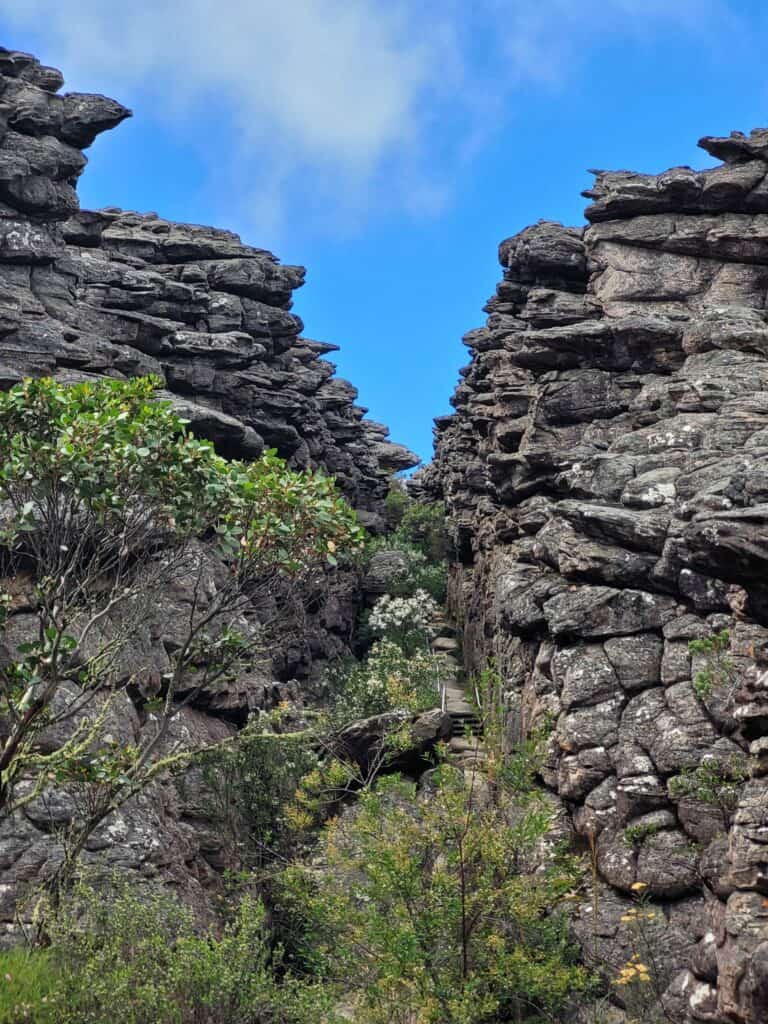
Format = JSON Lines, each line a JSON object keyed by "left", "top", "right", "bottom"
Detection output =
{"left": 367, "top": 491, "right": 449, "bottom": 603}
{"left": 0, "top": 375, "right": 363, "bottom": 575}
{"left": 21, "top": 879, "right": 336, "bottom": 1024}
{"left": 327, "top": 639, "right": 440, "bottom": 722}
{"left": 623, "top": 822, "right": 661, "bottom": 847}
{"left": 281, "top": 768, "right": 591, "bottom": 1024}
{"left": 197, "top": 719, "right": 320, "bottom": 868}
{"left": 667, "top": 756, "right": 749, "bottom": 820}
{"left": 368, "top": 589, "right": 438, "bottom": 653}
{"left": 0, "top": 375, "right": 364, "bottom": 882}
{"left": 383, "top": 477, "right": 409, "bottom": 530}
{"left": 396, "top": 500, "right": 449, "bottom": 563}
{"left": 364, "top": 537, "right": 447, "bottom": 603}
{"left": 689, "top": 629, "right": 734, "bottom": 700}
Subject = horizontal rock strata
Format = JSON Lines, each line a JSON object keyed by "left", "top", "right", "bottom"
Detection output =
{"left": 426, "top": 130, "right": 768, "bottom": 1023}
{"left": 0, "top": 47, "right": 416, "bottom": 928}
{"left": 0, "top": 47, "right": 417, "bottom": 532}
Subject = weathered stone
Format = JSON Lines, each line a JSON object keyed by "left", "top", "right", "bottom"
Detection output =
{"left": 0, "top": 46, "right": 419, "bottom": 932}
{"left": 543, "top": 586, "right": 678, "bottom": 641}
{"left": 604, "top": 635, "right": 664, "bottom": 691}
{"left": 424, "top": 124, "right": 768, "bottom": 1022}
{"left": 336, "top": 709, "right": 450, "bottom": 773}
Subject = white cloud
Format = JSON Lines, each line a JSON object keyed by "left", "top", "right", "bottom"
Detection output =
{"left": 3, "top": 0, "right": 434, "bottom": 166}
{"left": 0, "top": 0, "right": 738, "bottom": 234}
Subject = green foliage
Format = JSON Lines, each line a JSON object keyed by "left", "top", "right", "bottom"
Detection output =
{"left": 688, "top": 629, "right": 733, "bottom": 700}
{"left": 667, "top": 756, "right": 749, "bottom": 813}
{"left": 471, "top": 663, "right": 554, "bottom": 796}
{"left": 383, "top": 477, "right": 409, "bottom": 530}
{"left": 368, "top": 488, "right": 449, "bottom": 603}
{"left": 364, "top": 538, "right": 448, "bottom": 603}
{"left": 396, "top": 500, "right": 450, "bottom": 563}
{"left": 286, "top": 756, "right": 361, "bottom": 834}
{"left": 497, "top": 729, "right": 552, "bottom": 800}
{"left": 0, "top": 946, "right": 59, "bottom": 1023}
{"left": 22, "top": 878, "right": 336, "bottom": 1024}
{"left": 0, "top": 375, "right": 364, "bottom": 577}
{"left": 623, "top": 822, "right": 661, "bottom": 847}
{"left": 471, "top": 662, "right": 506, "bottom": 775}
{"left": 0, "top": 374, "right": 210, "bottom": 537}
{"left": 326, "top": 639, "right": 440, "bottom": 723}
{"left": 282, "top": 768, "right": 591, "bottom": 1024}
{"left": 0, "top": 375, "right": 365, "bottom": 884}
{"left": 196, "top": 720, "right": 320, "bottom": 868}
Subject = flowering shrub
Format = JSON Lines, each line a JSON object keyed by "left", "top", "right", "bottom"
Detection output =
{"left": 608, "top": 881, "right": 671, "bottom": 1023}
{"left": 368, "top": 590, "right": 438, "bottom": 653}
{"left": 282, "top": 769, "right": 590, "bottom": 1024}
{"left": 329, "top": 640, "right": 440, "bottom": 722}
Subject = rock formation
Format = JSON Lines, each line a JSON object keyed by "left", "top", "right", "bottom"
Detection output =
{"left": 426, "top": 131, "right": 768, "bottom": 1022}
{"left": 0, "top": 47, "right": 417, "bottom": 527}
{"left": 0, "top": 46, "right": 416, "bottom": 930}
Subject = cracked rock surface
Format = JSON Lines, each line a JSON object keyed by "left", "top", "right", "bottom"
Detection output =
{"left": 423, "top": 130, "right": 768, "bottom": 1023}
{"left": 0, "top": 47, "right": 417, "bottom": 929}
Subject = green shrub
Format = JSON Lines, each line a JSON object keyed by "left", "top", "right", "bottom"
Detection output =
{"left": 623, "top": 822, "right": 662, "bottom": 846}
{"left": 326, "top": 639, "right": 440, "bottom": 723}
{"left": 383, "top": 478, "right": 409, "bottom": 530}
{"left": 688, "top": 629, "right": 733, "bottom": 700}
{"left": 396, "top": 500, "right": 449, "bottom": 563}
{"left": 281, "top": 768, "right": 591, "bottom": 1024}
{"left": 0, "top": 375, "right": 365, "bottom": 884}
{"left": 364, "top": 539, "right": 448, "bottom": 603}
{"left": 667, "top": 757, "right": 749, "bottom": 815}
{"left": 365, "top": 495, "right": 449, "bottom": 603}
{"left": 31, "top": 879, "right": 335, "bottom": 1024}
{"left": 196, "top": 720, "right": 320, "bottom": 868}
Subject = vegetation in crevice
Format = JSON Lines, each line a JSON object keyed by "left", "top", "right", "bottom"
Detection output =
{"left": 689, "top": 628, "right": 735, "bottom": 701}
{"left": 0, "top": 409, "right": 597, "bottom": 1023}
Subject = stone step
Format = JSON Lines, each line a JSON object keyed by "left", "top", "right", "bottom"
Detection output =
{"left": 449, "top": 713, "right": 484, "bottom": 738}
{"left": 431, "top": 636, "right": 459, "bottom": 654}
{"left": 445, "top": 693, "right": 473, "bottom": 704}
{"left": 448, "top": 735, "right": 485, "bottom": 753}
{"left": 446, "top": 701, "right": 475, "bottom": 715}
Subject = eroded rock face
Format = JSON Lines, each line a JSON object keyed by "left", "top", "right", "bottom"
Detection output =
{"left": 0, "top": 47, "right": 417, "bottom": 528}
{"left": 0, "top": 47, "right": 417, "bottom": 929}
{"left": 426, "top": 131, "right": 768, "bottom": 1022}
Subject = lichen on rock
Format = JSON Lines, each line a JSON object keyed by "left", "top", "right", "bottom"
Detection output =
{"left": 424, "top": 129, "right": 768, "bottom": 1024}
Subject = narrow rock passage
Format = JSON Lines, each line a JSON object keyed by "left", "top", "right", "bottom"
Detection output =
{"left": 430, "top": 626, "right": 485, "bottom": 768}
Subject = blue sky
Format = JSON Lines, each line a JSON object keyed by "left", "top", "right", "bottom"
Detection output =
{"left": 1, "top": 1, "right": 768, "bottom": 464}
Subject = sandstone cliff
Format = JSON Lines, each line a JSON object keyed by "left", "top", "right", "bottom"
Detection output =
{"left": 0, "top": 47, "right": 417, "bottom": 524}
{"left": 0, "top": 46, "right": 416, "bottom": 928}
{"left": 426, "top": 132, "right": 768, "bottom": 1023}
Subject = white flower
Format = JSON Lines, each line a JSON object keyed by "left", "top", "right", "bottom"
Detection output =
{"left": 369, "top": 591, "right": 438, "bottom": 636}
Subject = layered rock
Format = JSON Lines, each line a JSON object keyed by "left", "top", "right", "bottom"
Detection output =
{"left": 0, "top": 47, "right": 417, "bottom": 530}
{"left": 427, "top": 131, "right": 768, "bottom": 1022}
{"left": 0, "top": 47, "right": 416, "bottom": 929}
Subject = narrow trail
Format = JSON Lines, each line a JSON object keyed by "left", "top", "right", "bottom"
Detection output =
{"left": 429, "top": 622, "right": 486, "bottom": 770}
